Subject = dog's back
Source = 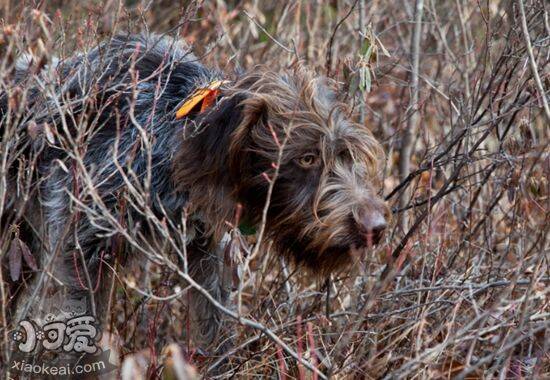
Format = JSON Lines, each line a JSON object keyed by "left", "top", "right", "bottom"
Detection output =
{"left": 1, "top": 33, "right": 223, "bottom": 324}
{"left": 2, "top": 33, "right": 220, "bottom": 231}
{"left": 2, "top": 33, "right": 214, "bottom": 169}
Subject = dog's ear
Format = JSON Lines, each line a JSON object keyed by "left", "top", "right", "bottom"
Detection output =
{"left": 228, "top": 96, "right": 268, "bottom": 181}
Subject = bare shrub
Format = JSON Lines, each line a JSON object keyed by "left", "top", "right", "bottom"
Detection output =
{"left": 1, "top": 1, "right": 548, "bottom": 378}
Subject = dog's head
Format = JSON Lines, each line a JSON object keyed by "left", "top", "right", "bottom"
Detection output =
{"left": 227, "top": 66, "right": 389, "bottom": 274}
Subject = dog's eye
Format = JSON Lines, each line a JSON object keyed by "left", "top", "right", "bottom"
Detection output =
{"left": 297, "top": 154, "right": 318, "bottom": 168}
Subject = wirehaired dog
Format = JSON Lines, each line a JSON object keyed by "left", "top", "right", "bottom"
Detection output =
{"left": 2, "top": 33, "right": 388, "bottom": 346}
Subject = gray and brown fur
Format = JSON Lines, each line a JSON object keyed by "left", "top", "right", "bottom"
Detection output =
{"left": 1, "top": 33, "right": 389, "bottom": 347}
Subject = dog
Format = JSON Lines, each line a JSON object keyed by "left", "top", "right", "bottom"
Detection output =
{"left": 1, "top": 33, "right": 389, "bottom": 347}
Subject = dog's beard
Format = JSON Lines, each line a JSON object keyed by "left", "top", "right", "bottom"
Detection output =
{"left": 272, "top": 228, "right": 379, "bottom": 276}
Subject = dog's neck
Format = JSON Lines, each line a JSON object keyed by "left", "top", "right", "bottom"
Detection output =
{"left": 172, "top": 92, "right": 249, "bottom": 239}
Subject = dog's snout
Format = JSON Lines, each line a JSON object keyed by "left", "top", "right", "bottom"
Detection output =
{"left": 357, "top": 211, "right": 387, "bottom": 245}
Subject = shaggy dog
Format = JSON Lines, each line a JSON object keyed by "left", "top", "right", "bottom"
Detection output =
{"left": 1, "top": 33, "right": 388, "bottom": 346}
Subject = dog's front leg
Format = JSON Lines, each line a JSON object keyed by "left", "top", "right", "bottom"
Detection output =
{"left": 15, "top": 188, "right": 106, "bottom": 325}
{"left": 186, "top": 233, "right": 233, "bottom": 351}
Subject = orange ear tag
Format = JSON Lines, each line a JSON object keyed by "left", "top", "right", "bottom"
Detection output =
{"left": 175, "top": 80, "right": 228, "bottom": 119}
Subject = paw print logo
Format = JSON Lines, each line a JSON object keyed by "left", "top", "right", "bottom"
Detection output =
{"left": 11, "top": 330, "right": 23, "bottom": 342}
{"left": 35, "top": 330, "right": 45, "bottom": 341}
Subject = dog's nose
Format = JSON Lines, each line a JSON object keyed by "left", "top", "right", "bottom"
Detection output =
{"left": 357, "top": 211, "right": 387, "bottom": 245}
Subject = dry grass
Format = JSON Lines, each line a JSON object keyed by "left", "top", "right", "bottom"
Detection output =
{"left": 1, "top": 0, "right": 548, "bottom": 378}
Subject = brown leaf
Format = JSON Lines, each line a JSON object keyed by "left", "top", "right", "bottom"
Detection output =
{"left": 8, "top": 239, "right": 22, "bottom": 281}
{"left": 18, "top": 239, "right": 37, "bottom": 270}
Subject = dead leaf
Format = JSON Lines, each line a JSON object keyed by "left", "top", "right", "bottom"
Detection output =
{"left": 18, "top": 239, "right": 37, "bottom": 270}
{"left": 8, "top": 239, "right": 22, "bottom": 281}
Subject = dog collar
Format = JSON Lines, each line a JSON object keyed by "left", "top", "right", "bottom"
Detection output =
{"left": 175, "top": 80, "right": 228, "bottom": 119}
{"left": 238, "top": 221, "right": 257, "bottom": 236}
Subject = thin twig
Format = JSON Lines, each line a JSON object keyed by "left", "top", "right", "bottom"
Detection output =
{"left": 398, "top": 0, "right": 424, "bottom": 231}
{"left": 517, "top": 0, "right": 550, "bottom": 122}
